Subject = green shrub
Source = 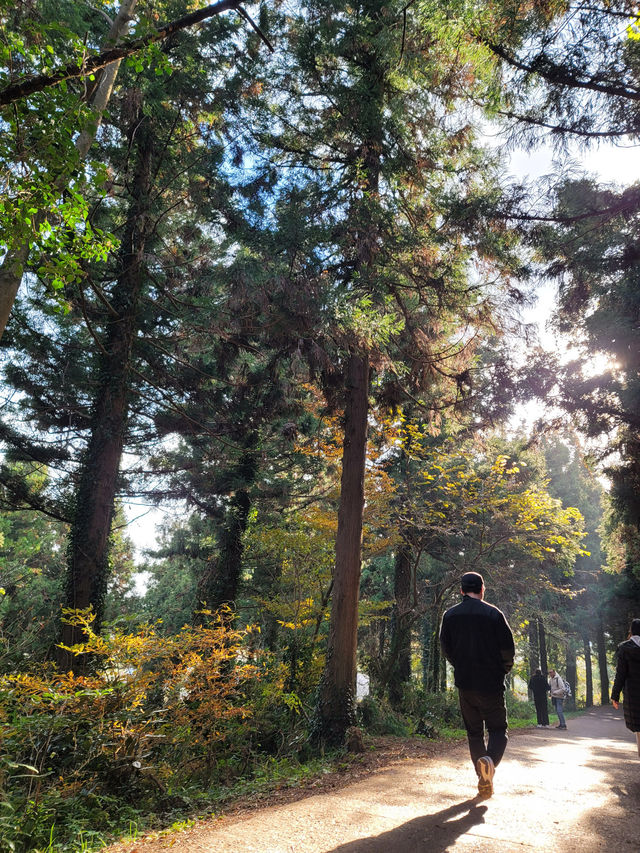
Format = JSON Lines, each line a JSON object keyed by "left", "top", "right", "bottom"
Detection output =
{"left": 357, "top": 695, "right": 411, "bottom": 736}
{"left": 505, "top": 691, "right": 536, "bottom": 720}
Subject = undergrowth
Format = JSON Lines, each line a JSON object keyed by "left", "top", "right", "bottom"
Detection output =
{"left": 0, "top": 616, "right": 560, "bottom": 853}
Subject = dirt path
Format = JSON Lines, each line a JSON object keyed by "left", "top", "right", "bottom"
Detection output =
{"left": 110, "top": 705, "right": 639, "bottom": 852}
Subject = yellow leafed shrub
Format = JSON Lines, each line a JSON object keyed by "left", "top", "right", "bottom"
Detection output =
{"left": 0, "top": 608, "right": 259, "bottom": 808}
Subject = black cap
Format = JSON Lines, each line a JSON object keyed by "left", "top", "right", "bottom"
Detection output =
{"left": 461, "top": 572, "right": 484, "bottom": 594}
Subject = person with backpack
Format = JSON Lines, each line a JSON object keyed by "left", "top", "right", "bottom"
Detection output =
{"left": 549, "top": 668, "right": 568, "bottom": 729}
{"left": 528, "top": 668, "right": 550, "bottom": 727}
{"left": 611, "top": 617, "right": 640, "bottom": 758}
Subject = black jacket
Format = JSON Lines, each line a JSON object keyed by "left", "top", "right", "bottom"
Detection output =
{"left": 611, "top": 638, "right": 640, "bottom": 732}
{"left": 528, "top": 672, "right": 550, "bottom": 701}
{"left": 440, "top": 595, "right": 515, "bottom": 694}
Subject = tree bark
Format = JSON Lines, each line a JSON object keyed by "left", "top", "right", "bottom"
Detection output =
{"left": 388, "top": 543, "right": 413, "bottom": 708}
{"left": 538, "top": 618, "right": 548, "bottom": 675}
{"left": 596, "top": 615, "right": 610, "bottom": 705}
{"left": 440, "top": 655, "right": 447, "bottom": 692}
{"left": 429, "top": 597, "right": 444, "bottom": 693}
{"left": 528, "top": 617, "right": 540, "bottom": 673}
{"left": 583, "top": 633, "right": 594, "bottom": 708}
{"left": 58, "top": 105, "right": 152, "bottom": 669}
{"left": 315, "top": 350, "right": 369, "bottom": 743}
{"left": 196, "top": 446, "right": 258, "bottom": 617}
{"left": 75, "top": 0, "right": 140, "bottom": 158}
{"left": 421, "top": 612, "right": 431, "bottom": 691}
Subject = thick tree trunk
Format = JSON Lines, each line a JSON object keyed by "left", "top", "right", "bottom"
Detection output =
{"left": 538, "top": 618, "right": 548, "bottom": 675}
{"left": 0, "top": 0, "right": 139, "bottom": 340}
{"left": 388, "top": 543, "right": 413, "bottom": 708}
{"left": 315, "top": 351, "right": 369, "bottom": 744}
{"left": 58, "top": 106, "right": 152, "bottom": 669}
{"left": 378, "top": 617, "right": 387, "bottom": 660}
{"left": 596, "top": 616, "right": 610, "bottom": 705}
{"left": 583, "top": 634, "right": 593, "bottom": 708}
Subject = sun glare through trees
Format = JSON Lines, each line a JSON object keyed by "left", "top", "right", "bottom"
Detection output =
{"left": 0, "top": 0, "right": 639, "bottom": 849}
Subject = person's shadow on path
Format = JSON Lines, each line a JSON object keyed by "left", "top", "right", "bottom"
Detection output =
{"left": 325, "top": 797, "right": 488, "bottom": 852}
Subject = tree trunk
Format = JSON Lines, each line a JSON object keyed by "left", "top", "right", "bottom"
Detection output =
{"left": 596, "top": 615, "right": 610, "bottom": 705}
{"left": 538, "top": 618, "right": 548, "bottom": 675}
{"left": 315, "top": 351, "right": 369, "bottom": 744}
{"left": 75, "top": 0, "right": 139, "bottom": 158}
{"left": 429, "top": 597, "right": 444, "bottom": 693}
{"left": 196, "top": 445, "right": 258, "bottom": 617}
{"left": 583, "top": 634, "right": 593, "bottom": 708}
{"left": 0, "top": 0, "right": 139, "bottom": 339}
{"left": 58, "top": 105, "right": 152, "bottom": 669}
{"left": 379, "top": 617, "right": 387, "bottom": 660}
{"left": 421, "top": 612, "right": 432, "bottom": 691}
{"left": 528, "top": 617, "right": 539, "bottom": 673}
{"left": 388, "top": 543, "right": 413, "bottom": 708}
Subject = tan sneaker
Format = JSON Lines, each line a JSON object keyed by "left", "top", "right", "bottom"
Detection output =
{"left": 476, "top": 755, "right": 495, "bottom": 797}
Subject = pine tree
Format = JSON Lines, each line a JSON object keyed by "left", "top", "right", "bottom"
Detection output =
{"left": 248, "top": 0, "right": 525, "bottom": 742}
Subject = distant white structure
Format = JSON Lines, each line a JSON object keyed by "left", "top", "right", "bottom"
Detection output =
{"left": 356, "top": 671, "right": 370, "bottom": 701}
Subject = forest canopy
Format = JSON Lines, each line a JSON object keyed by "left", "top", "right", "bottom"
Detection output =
{"left": 1, "top": 0, "right": 639, "bottom": 849}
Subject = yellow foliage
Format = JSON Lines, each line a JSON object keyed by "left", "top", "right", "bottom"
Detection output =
{"left": 0, "top": 608, "right": 261, "bottom": 801}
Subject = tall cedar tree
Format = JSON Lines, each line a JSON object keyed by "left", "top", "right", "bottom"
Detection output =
{"left": 247, "top": 0, "right": 526, "bottom": 742}
{"left": 148, "top": 339, "right": 320, "bottom": 617}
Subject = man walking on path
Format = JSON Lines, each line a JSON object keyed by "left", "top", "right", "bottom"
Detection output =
{"left": 440, "top": 571, "right": 515, "bottom": 798}
{"left": 549, "top": 669, "right": 568, "bottom": 729}
{"left": 611, "top": 617, "right": 640, "bottom": 757}
{"left": 528, "top": 667, "right": 550, "bottom": 727}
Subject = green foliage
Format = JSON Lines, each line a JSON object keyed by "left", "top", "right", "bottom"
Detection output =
{"left": 386, "top": 432, "right": 588, "bottom": 614}
{"left": 0, "top": 488, "right": 67, "bottom": 670}
{"left": 505, "top": 690, "right": 536, "bottom": 721}
{"left": 0, "top": 0, "right": 118, "bottom": 291}
{"left": 0, "top": 609, "right": 251, "bottom": 849}
{"left": 357, "top": 695, "right": 412, "bottom": 737}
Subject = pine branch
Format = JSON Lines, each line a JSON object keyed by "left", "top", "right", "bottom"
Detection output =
{"left": 486, "top": 40, "right": 640, "bottom": 103}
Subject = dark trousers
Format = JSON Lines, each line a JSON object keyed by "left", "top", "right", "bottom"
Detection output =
{"left": 534, "top": 696, "right": 549, "bottom": 726}
{"left": 458, "top": 688, "right": 508, "bottom": 773}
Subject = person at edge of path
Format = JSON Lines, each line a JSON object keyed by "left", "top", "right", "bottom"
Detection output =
{"left": 528, "top": 667, "right": 550, "bottom": 728}
{"left": 611, "top": 617, "right": 640, "bottom": 758}
{"left": 439, "top": 571, "right": 515, "bottom": 799}
{"left": 549, "top": 668, "right": 567, "bottom": 729}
